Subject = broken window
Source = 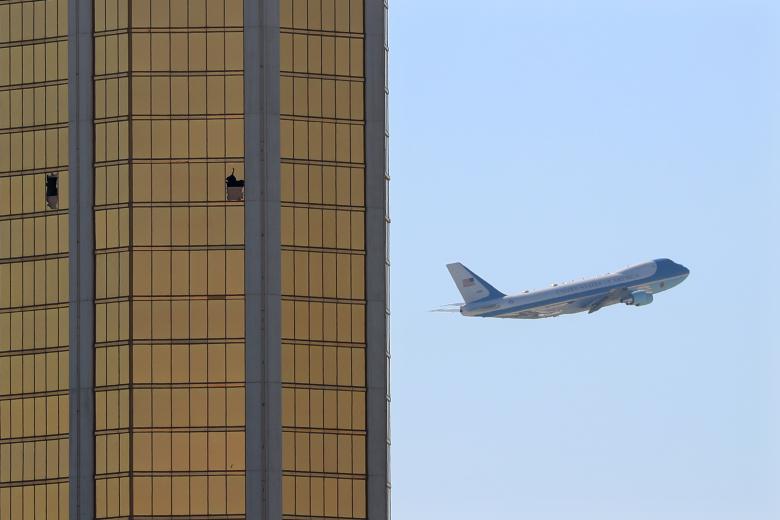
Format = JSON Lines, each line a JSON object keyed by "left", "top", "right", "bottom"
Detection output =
{"left": 45, "top": 174, "right": 59, "bottom": 209}
{"left": 225, "top": 169, "right": 245, "bottom": 201}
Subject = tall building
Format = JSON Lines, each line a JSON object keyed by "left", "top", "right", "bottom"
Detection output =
{"left": 0, "top": 1, "right": 389, "bottom": 519}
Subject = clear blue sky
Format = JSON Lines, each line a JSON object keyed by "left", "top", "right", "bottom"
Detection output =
{"left": 389, "top": 1, "right": 779, "bottom": 518}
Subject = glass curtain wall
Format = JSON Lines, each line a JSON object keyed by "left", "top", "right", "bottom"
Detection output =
{"left": 93, "top": 0, "right": 246, "bottom": 517}
{"left": 279, "top": 1, "right": 368, "bottom": 518}
{"left": 0, "top": 1, "right": 71, "bottom": 518}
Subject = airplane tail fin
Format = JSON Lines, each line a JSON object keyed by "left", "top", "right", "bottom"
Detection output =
{"left": 446, "top": 263, "right": 505, "bottom": 304}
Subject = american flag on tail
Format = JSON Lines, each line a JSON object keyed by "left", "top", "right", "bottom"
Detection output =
{"left": 462, "top": 277, "right": 475, "bottom": 287}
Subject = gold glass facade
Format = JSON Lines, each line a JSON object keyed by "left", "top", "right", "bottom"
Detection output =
{"left": 0, "top": 0, "right": 70, "bottom": 518}
{"left": 92, "top": 0, "right": 246, "bottom": 517}
{"left": 279, "top": 1, "right": 368, "bottom": 518}
{"left": 1, "top": 0, "right": 385, "bottom": 517}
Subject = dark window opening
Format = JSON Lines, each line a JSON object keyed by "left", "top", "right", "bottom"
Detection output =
{"left": 226, "top": 169, "right": 245, "bottom": 201}
{"left": 45, "top": 174, "right": 59, "bottom": 209}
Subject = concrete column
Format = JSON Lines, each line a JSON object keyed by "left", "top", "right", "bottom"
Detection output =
{"left": 244, "top": 1, "right": 282, "bottom": 518}
{"left": 364, "top": 1, "right": 390, "bottom": 519}
{"left": 68, "top": 0, "right": 95, "bottom": 518}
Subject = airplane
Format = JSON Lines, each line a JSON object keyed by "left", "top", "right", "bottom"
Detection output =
{"left": 443, "top": 259, "right": 689, "bottom": 319}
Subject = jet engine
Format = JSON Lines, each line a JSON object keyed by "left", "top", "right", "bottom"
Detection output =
{"left": 623, "top": 291, "right": 653, "bottom": 306}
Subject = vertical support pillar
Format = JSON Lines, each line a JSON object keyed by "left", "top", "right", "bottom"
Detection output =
{"left": 244, "top": 1, "right": 282, "bottom": 519}
{"left": 68, "top": 0, "right": 95, "bottom": 518}
{"left": 365, "top": 1, "right": 391, "bottom": 519}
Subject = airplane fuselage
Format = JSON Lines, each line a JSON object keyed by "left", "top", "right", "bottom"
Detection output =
{"left": 459, "top": 259, "right": 689, "bottom": 319}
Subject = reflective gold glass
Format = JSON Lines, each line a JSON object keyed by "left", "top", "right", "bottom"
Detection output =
{"left": 280, "top": 1, "right": 367, "bottom": 517}
{"left": 0, "top": 1, "right": 70, "bottom": 518}
{"left": 93, "top": 0, "right": 246, "bottom": 516}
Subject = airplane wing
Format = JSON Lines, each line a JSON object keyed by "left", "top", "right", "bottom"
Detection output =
{"left": 585, "top": 288, "right": 629, "bottom": 314}
{"left": 499, "top": 301, "right": 573, "bottom": 319}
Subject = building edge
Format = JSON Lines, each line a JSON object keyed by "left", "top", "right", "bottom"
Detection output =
{"left": 365, "top": 1, "right": 391, "bottom": 519}
{"left": 68, "top": 0, "right": 95, "bottom": 519}
{"left": 245, "top": 1, "right": 283, "bottom": 519}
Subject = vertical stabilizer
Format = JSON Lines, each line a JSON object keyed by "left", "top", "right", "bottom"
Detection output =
{"left": 446, "top": 263, "right": 506, "bottom": 304}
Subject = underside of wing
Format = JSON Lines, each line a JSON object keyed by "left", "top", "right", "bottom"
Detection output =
{"left": 583, "top": 288, "right": 629, "bottom": 314}
{"left": 499, "top": 301, "right": 574, "bottom": 319}
{"left": 498, "top": 310, "right": 542, "bottom": 319}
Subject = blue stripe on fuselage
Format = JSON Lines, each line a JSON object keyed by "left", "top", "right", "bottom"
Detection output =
{"left": 471, "top": 261, "right": 686, "bottom": 318}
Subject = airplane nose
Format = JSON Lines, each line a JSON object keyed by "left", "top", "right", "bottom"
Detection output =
{"left": 678, "top": 264, "right": 690, "bottom": 277}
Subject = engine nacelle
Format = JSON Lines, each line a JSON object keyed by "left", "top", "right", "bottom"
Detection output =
{"left": 624, "top": 291, "right": 653, "bottom": 307}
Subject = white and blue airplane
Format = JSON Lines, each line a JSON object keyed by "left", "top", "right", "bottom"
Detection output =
{"left": 444, "top": 259, "right": 689, "bottom": 319}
